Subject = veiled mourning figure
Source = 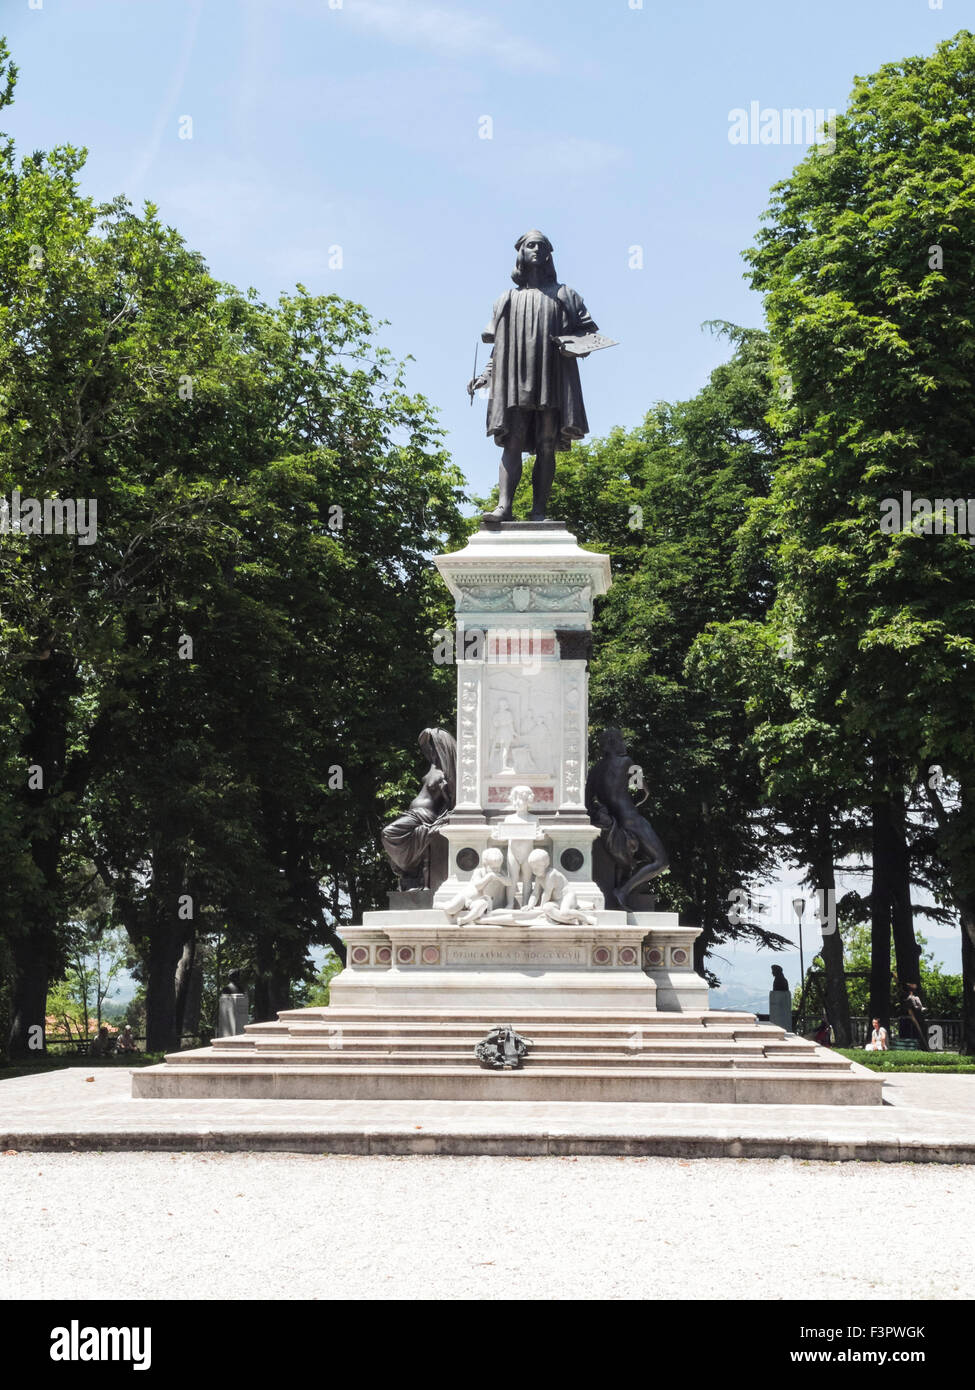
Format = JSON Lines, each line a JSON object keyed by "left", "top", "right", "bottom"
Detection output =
{"left": 382, "top": 728, "right": 457, "bottom": 890}
{"left": 585, "top": 728, "right": 669, "bottom": 910}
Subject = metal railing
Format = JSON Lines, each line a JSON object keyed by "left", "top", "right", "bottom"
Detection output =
{"left": 848, "top": 1016, "right": 962, "bottom": 1051}
{"left": 42, "top": 1033, "right": 203, "bottom": 1057}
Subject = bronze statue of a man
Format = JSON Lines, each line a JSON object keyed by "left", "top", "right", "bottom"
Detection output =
{"left": 468, "top": 230, "right": 599, "bottom": 522}
{"left": 586, "top": 728, "right": 669, "bottom": 909}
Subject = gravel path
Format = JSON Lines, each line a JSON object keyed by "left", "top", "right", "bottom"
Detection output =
{"left": 1, "top": 1150, "right": 972, "bottom": 1300}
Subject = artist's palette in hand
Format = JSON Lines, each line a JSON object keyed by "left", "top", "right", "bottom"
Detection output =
{"left": 552, "top": 332, "right": 618, "bottom": 357}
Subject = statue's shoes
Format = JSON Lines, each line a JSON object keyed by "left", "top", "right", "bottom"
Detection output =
{"left": 528, "top": 510, "right": 547, "bottom": 521}
{"left": 481, "top": 507, "right": 511, "bottom": 526}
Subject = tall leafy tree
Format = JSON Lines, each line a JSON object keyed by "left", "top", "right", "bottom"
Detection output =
{"left": 739, "top": 30, "right": 975, "bottom": 1048}
{"left": 0, "top": 43, "right": 465, "bottom": 1056}
{"left": 0, "top": 41, "right": 231, "bottom": 1055}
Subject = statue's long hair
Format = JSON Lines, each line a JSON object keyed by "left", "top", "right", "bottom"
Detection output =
{"left": 511, "top": 232, "right": 558, "bottom": 287}
{"left": 419, "top": 727, "right": 457, "bottom": 810}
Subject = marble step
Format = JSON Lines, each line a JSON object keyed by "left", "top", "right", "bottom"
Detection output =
{"left": 274, "top": 1007, "right": 748, "bottom": 1025}
{"left": 214, "top": 1023, "right": 801, "bottom": 1045}
{"left": 234, "top": 1019, "right": 790, "bottom": 1041}
{"left": 133, "top": 1062, "right": 883, "bottom": 1104}
{"left": 167, "top": 1048, "right": 853, "bottom": 1072}
{"left": 207, "top": 1036, "right": 815, "bottom": 1059}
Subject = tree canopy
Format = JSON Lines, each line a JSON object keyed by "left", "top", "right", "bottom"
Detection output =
{"left": 0, "top": 40, "right": 466, "bottom": 1055}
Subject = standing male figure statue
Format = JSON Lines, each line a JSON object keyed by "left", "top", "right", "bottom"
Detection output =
{"left": 468, "top": 230, "right": 600, "bottom": 522}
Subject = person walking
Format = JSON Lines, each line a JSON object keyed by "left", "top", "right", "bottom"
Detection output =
{"left": 904, "top": 983, "right": 929, "bottom": 1051}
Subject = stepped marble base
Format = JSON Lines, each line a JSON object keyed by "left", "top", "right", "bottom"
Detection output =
{"left": 133, "top": 910, "right": 877, "bottom": 1108}
{"left": 133, "top": 1005, "right": 883, "bottom": 1106}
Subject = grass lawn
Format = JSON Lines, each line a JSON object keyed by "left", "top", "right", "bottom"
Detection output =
{"left": 836, "top": 1048, "right": 975, "bottom": 1074}
{"left": 0, "top": 1054, "right": 167, "bottom": 1081}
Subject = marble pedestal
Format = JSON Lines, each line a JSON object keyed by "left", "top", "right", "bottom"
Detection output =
{"left": 332, "top": 910, "right": 707, "bottom": 1013}
{"left": 769, "top": 991, "right": 793, "bottom": 1033}
{"left": 133, "top": 521, "right": 882, "bottom": 1106}
{"left": 432, "top": 522, "right": 612, "bottom": 911}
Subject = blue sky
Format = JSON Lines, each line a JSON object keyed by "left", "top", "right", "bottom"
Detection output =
{"left": 5, "top": 0, "right": 968, "bottom": 498}
{"left": 2, "top": 0, "right": 965, "bottom": 983}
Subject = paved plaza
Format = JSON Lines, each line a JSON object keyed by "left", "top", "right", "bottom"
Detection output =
{"left": 1, "top": 1146, "right": 973, "bottom": 1301}
{"left": 0, "top": 1066, "right": 973, "bottom": 1161}
{"left": 2, "top": 1068, "right": 972, "bottom": 1299}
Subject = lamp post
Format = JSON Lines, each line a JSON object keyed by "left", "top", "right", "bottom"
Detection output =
{"left": 792, "top": 897, "right": 806, "bottom": 1034}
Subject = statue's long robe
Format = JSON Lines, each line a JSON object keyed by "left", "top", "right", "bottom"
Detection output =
{"left": 482, "top": 283, "right": 596, "bottom": 452}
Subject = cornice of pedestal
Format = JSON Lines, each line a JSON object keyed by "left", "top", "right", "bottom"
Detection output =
{"left": 435, "top": 523, "right": 612, "bottom": 609}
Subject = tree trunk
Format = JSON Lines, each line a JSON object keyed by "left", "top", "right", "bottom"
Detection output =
{"left": 173, "top": 931, "right": 197, "bottom": 1042}
{"left": 886, "top": 793, "right": 925, "bottom": 1044}
{"left": 869, "top": 803, "right": 893, "bottom": 1032}
{"left": 8, "top": 650, "right": 77, "bottom": 1058}
{"left": 254, "top": 939, "right": 293, "bottom": 1023}
{"left": 7, "top": 948, "right": 51, "bottom": 1060}
{"left": 924, "top": 779, "right": 975, "bottom": 1055}
{"left": 7, "top": 846, "right": 63, "bottom": 1058}
{"left": 142, "top": 841, "right": 197, "bottom": 1053}
{"left": 960, "top": 899, "right": 975, "bottom": 1058}
{"left": 871, "top": 783, "right": 921, "bottom": 1037}
{"left": 144, "top": 924, "right": 189, "bottom": 1054}
{"left": 181, "top": 958, "right": 205, "bottom": 1039}
{"left": 813, "top": 816, "right": 852, "bottom": 1046}
{"left": 143, "top": 874, "right": 194, "bottom": 1054}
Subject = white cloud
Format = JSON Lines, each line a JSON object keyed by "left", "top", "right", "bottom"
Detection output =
{"left": 347, "top": 0, "right": 557, "bottom": 72}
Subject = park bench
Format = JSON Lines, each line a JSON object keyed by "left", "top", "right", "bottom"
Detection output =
{"left": 891, "top": 1039, "right": 919, "bottom": 1051}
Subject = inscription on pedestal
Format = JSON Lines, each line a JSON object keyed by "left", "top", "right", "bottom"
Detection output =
{"left": 444, "top": 943, "right": 587, "bottom": 968}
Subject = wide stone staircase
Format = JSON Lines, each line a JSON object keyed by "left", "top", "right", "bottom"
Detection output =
{"left": 133, "top": 1007, "right": 883, "bottom": 1104}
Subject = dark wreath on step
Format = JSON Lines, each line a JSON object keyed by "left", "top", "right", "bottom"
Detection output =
{"left": 475, "top": 1025, "right": 532, "bottom": 1070}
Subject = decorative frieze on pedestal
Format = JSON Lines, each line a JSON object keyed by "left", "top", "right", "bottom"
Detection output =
{"left": 634, "top": 917, "right": 708, "bottom": 1012}
{"left": 330, "top": 916, "right": 661, "bottom": 1011}
{"left": 329, "top": 912, "right": 705, "bottom": 1014}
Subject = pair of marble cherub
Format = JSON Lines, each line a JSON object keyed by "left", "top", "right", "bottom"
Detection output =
{"left": 442, "top": 783, "right": 597, "bottom": 926}
{"left": 442, "top": 845, "right": 595, "bottom": 926}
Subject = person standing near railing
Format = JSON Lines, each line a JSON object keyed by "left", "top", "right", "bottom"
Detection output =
{"left": 904, "top": 983, "right": 930, "bottom": 1051}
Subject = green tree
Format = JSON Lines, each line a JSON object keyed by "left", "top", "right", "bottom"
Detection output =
{"left": 740, "top": 31, "right": 975, "bottom": 1048}
{"left": 299, "top": 950, "right": 345, "bottom": 1008}
{"left": 79, "top": 286, "right": 465, "bottom": 1048}
{"left": 0, "top": 41, "right": 466, "bottom": 1055}
{"left": 45, "top": 925, "right": 129, "bottom": 1041}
